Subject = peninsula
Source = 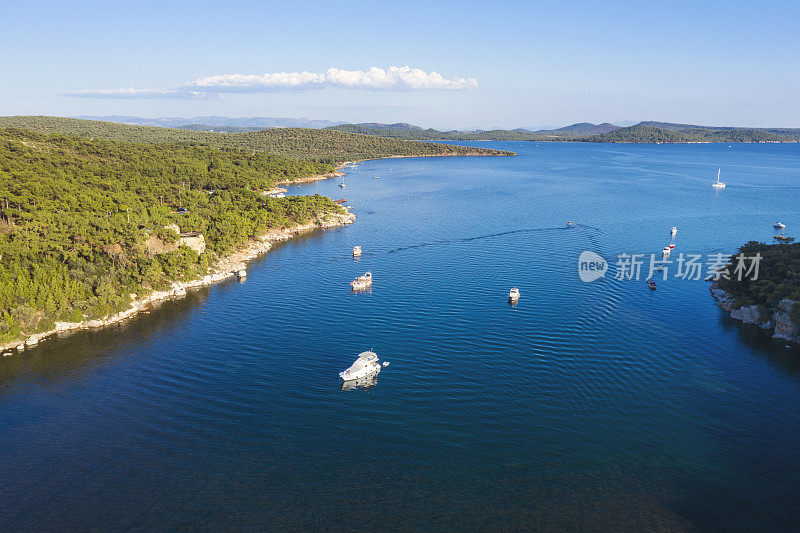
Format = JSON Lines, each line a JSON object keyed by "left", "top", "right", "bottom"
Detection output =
{"left": 0, "top": 122, "right": 510, "bottom": 350}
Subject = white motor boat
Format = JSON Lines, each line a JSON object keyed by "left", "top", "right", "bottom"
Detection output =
{"left": 774, "top": 222, "right": 786, "bottom": 229}
{"left": 508, "top": 287, "right": 520, "bottom": 301}
{"left": 712, "top": 169, "right": 726, "bottom": 189}
{"left": 350, "top": 271, "right": 372, "bottom": 290}
{"left": 339, "top": 351, "right": 382, "bottom": 381}
{"left": 340, "top": 374, "right": 379, "bottom": 391}
{"left": 670, "top": 226, "right": 677, "bottom": 237}
{"left": 352, "top": 245, "right": 362, "bottom": 256}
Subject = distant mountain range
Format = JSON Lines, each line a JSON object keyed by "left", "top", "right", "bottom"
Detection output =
{"left": 76, "top": 115, "right": 345, "bottom": 130}
{"left": 327, "top": 121, "right": 622, "bottom": 140}
{"left": 47, "top": 116, "right": 800, "bottom": 143}
{"left": 327, "top": 121, "right": 800, "bottom": 143}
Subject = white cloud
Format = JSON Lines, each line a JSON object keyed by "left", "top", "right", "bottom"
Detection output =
{"left": 69, "top": 66, "right": 478, "bottom": 99}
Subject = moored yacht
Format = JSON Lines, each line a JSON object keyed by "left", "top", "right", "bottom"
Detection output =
{"left": 339, "top": 351, "right": 382, "bottom": 381}
{"left": 508, "top": 287, "right": 520, "bottom": 301}
{"left": 712, "top": 168, "right": 726, "bottom": 189}
{"left": 352, "top": 245, "right": 362, "bottom": 256}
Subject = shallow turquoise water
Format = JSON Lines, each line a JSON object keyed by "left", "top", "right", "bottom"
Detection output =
{"left": 1, "top": 142, "right": 799, "bottom": 530}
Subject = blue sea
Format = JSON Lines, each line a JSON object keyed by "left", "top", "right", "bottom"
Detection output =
{"left": 1, "top": 142, "right": 799, "bottom": 530}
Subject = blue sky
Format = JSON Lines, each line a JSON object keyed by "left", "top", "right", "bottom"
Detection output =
{"left": 2, "top": 0, "right": 799, "bottom": 129}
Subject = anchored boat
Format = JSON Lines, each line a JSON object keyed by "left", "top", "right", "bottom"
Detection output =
{"left": 712, "top": 169, "right": 726, "bottom": 189}
{"left": 774, "top": 222, "right": 786, "bottom": 229}
{"left": 508, "top": 287, "right": 520, "bottom": 302}
{"left": 352, "top": 245, "right": 362, "bottom": 256}
{"left": 339, "top": 351, "right": 383, "bottom": 381}
{"left": 350, "top": 271, "right": 373, "bottom": 290}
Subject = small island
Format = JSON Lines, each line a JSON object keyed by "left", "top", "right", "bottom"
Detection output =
{"left": 711, "top": 239, "right": 800, "bottom": 344}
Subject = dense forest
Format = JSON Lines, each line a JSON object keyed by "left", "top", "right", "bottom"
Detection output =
{"left": 716, "top": 240, "right": 800, "bottom": 322}
{"left": 0, "top": 128, "right": 348, "bottom": 344}
{"left": 0, "top": 117, "right": 514, "bottom": 162}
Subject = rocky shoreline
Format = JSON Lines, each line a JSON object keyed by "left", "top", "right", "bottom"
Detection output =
{"left": 710, "top": 283, "right": 800, "bottom": 345}
{"left": 1, "top": 209, "right": 355, "bottom": 355}
{"left": 1, "top": 151, "right": 506, "bottom": 356}
{"left": 275, "top": 169, "right": 345, "bottom": 185}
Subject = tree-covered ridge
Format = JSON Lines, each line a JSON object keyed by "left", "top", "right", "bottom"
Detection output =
{"left": 586, "top": 125, "right": 789, "bottom": 143}
{"left": 0, "top": 117, "right": 515, "bottom": 161}
{"left": 328, "top": 122, "right": 800, "bottom": 143}
{"left": 328, "top": 123, "right": 574, "bottom": 141}
{"left": 0, "top": 128, "right": 347, "bottom": 343}
{"left": 716, "top": 240, "right": 800, "bottom": 321}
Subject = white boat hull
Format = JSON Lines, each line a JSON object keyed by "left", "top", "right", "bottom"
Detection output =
{"left": 339, "top": 364, "right": 381, "bottom": 381}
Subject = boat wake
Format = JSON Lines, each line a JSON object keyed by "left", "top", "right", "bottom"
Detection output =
{"left": 387, "top": 224, "right": 602, "bottom": 254}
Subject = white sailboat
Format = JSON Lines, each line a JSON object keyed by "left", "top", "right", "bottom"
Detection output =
{"left": 712, "top": 168, "right": 726, "bottom": 189}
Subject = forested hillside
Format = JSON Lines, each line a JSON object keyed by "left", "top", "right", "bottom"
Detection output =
{"left": 716, "top": 240, "right": 800, "bottom": 322}
{"left": 0, "top": 128, "right": 345, "bottom": 344}
{"left": 0, "top": 117, "right": 514, "bottom": 162}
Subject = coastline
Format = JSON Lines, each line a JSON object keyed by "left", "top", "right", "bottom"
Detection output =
{"left": 710, "top": 283, "right": 800, "bottom": 346}
{"left": 275, "top": 169, "right": 345, "bottom": 185}
{"left": 276, "top": 150, "right": 515, "bottom": 185}
{"left": 1, "top": 150, "right": 509, "bottom": 355}
{"left": 1, "top": 209, "right": 355, "bottom": 355}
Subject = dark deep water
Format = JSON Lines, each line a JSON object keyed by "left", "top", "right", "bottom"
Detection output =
{"left": 1, "top": 142, "right": 799, "bottom": 530}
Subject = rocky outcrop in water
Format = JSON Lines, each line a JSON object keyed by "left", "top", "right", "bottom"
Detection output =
{"left": 711, "top": 283, "right": 800, "bottom": 344}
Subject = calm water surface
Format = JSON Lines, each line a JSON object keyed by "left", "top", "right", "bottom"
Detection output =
{"left": 2, "top": 142, "right": 800, "bottom": 530}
